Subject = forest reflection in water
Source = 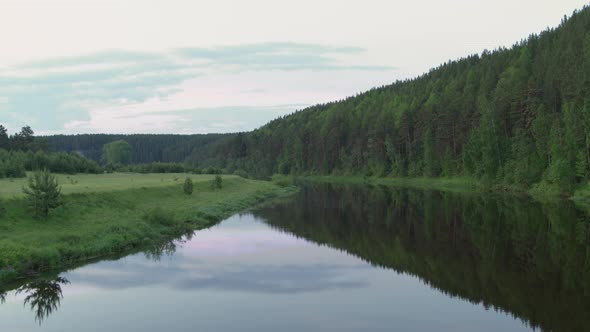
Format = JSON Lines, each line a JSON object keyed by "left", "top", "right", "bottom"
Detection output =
{"left": 0, "top": 182, "right": 588, "bottom": 332}
{"left": 253, "top": 182, "right": 590, "bottom": 332}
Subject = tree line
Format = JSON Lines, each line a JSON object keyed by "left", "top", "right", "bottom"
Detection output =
{"left": 45, "top": 133, "right": 233, "bottom": 164}
{"left": 0, "top": 126, "right": 102, "bottom": 178}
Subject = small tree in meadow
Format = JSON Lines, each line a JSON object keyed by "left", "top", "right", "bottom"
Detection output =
{"left": 22, "top": 170, "right": 62, "bottom": 219}
{"left": 0, "top": 198, "right": 5, "bottom": 219}
{"left": 211, "top": 175, "right": 223, "bottom": 189}
{"left": 183, "top": 177, "right": 193, "bottom": 195}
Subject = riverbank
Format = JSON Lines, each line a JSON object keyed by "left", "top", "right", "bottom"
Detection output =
{"left": 300, "top": 175, "right": 590, "bottom": 206}
{"left": 0, "top": 174, "right": 296, "bottom": 282}
{"left": 301, "top": 175, "right": 481, "bottom": 193}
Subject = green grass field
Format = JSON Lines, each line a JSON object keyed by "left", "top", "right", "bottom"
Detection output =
{"left": 0, "top": 173, "right": 295, "bottom": 282}
{"left": 0, "top": 173, "right": 227, "bottom": 198}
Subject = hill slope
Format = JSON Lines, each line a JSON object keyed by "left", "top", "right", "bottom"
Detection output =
{"left": 194, "top": 7, "right": 590, "bottom": 193}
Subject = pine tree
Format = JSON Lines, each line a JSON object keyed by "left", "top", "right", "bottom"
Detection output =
{"left": 211, "top": 175, "right": 223, "bottom": 189}
{"left": 422, "top": 128, "right": 436, "bottom": 177}
{"left": 22, "top": 170, "right": 62, "bottom": 218}
{"left": 0, "top": 125, "right": 8, "bottom": 150}
{"left": 183, "top": 177, "right": 193, "bottom": 195}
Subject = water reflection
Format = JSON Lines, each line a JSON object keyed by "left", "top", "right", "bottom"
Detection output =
{"left": 15, "top": 276, "right": 70, "bottom": 324}
{"left": 172, "top": 263, "right": 368, "bottom": 293}
{"left": 253, "top": 182, "right": 590, "bottom": 332}
{"left": 143, "top": 240, "right": 178, "bottom": 261}
{"left": 0, "top": 183, "right": 587, "bottom": 331}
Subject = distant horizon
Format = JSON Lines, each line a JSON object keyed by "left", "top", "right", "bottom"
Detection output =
{"left": 1, "top": 0, "right": 587, "bottom": 135}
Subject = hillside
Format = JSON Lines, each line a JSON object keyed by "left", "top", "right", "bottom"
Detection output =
{"left": 190, "top": 7, "right": 590, "bottom": 193}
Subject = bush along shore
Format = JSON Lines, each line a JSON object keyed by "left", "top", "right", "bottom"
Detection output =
{"left": 0, "top": 175, "right": 296, "bottom": 282}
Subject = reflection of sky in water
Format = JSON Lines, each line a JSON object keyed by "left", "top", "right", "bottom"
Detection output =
{"left": 179, "top": 218, "right": 305, "bottom": 257}
{"left": 0, "top": 214, "right": 533, "bottom": 332}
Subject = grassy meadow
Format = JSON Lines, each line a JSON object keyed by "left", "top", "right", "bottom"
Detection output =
{"left": 0, "top": 173, "right": 295, "bottom": 281}
{"left": 0, "top": 173, "right": 226, "bottom": 198}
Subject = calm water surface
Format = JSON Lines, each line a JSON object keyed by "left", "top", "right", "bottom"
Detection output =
{"left": 1, "top": 183, "right": 589, "bottom": 331}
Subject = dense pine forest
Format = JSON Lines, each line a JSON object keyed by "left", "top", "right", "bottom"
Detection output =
{"left": 44, "top": 7, "right": 590, "bottom": 194}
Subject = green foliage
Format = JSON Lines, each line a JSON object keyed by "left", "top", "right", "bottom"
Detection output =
{"left": 576, "top": 151, "right": 588, "bottom": 180}
{"left": 46, "top": 133, "right": 231, "bottom": 165}
{"left": 119, "top": 162, "right": 188, "bottom": 174}
{"left": 0, "top": 199, "right": 5, "bottom": 219}
{"left": 3, "top": 126, "right": 47, "bottom": 152}
{"left": 102, "top": 140, "right": 132, "bottom": 166}
{"left": 422, "top": 128, "right": 437, "bottom": 177}
{"left": 271, "top": 174, "right": 294, "bottom": 187}
{"left": 142, "top": 207, "right": 176, "bottom": 227}
{"left": 0, "top": 125, "right": 8, "bottom": 150}
{"left": 544, "top": 158, "right": 574, "bottom": 194}
{"left": 183, "top": 177, "right": 193, "bottom": 195}
{"left": 202, "top": 167, "right": 223, "bottom": 175}
{"left": 22, "top": 170, "right": 62, "bottom": 218}
{"left": 0, "top": 151, "right": 26, "bottom": 178}
{"left": 0, "top": 124, "right": 102, "bottom": 179}
{"left": 211, "top": 175, "right": 223, "bottom": 189}
{"left": 233, "top": 169, "right": 249, "bottom": 179}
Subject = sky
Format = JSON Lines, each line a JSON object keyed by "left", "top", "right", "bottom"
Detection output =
{"left": 0, "top": 0, "right": 587, "bottom": 135}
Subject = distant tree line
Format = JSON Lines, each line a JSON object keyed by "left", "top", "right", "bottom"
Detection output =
{"left": 0, "top": 125, "right": 102, "bottom": 178}
{"left": 45, "top": 133, "right": 233, "bottom": 164}
{"left": 0, "top": 125, "right": 47, "bottom": 152}
{"left": 0, "top": 124, "right": 228, "bottom": 178}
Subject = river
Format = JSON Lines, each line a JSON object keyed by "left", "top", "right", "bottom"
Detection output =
{"left": 1, "top": 182, "right": 588, "bottom": 331}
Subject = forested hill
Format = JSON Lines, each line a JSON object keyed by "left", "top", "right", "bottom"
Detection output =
{"left": 46, "top": 134, "right": 233, "bottom": 164}
{"left": 195, "top": 7, "right": 590, "bottom": 192}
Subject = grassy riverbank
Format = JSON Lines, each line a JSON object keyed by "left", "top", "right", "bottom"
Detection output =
{"left": 300, "top": 175, "right": 590, "bottom": 205}
{"left": 0, "top": 173, "right": 225, "bottom": 197}
{"left": 301, "top": 176, "right": 482, "bottom": 193}
{"left": 0, "top": 173, "right": 295, "bottom": 282}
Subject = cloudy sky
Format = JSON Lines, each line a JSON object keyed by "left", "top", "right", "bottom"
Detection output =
{"left": 0, "top": 0, "right": 587, "bottom": 135}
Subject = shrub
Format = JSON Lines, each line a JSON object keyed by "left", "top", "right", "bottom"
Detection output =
{"left": 0, "top": 157, "right": 26, "bottom": 178}
{"left": 0, "top": 199, "right": 5, "bottom": 219}
{"left": 183, "top": 177, "right": 193, "bottom": 195}
{"left": 233, "top": 169, "right": 249, "bottom": 179}
{"left": 142, "top": 207, "right": 176, "bottom": 226}
{"left": 203, "top": 167, "right": 222, "bottom": 175}
{"left": 271, "top": 174, "right": 293, "bottom": 187}
{"left": 211, "top": 175, "right": 223, "bottom": 189}
{"left": 22, "top": 170, "right": 62, "bottom": 219}
{"left": 121, "top": 162, "right": 188, "bottom": 174}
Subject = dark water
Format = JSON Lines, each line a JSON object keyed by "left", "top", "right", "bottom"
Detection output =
{"left": 1, "top": 183, "right": 589, "bottom": 332}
